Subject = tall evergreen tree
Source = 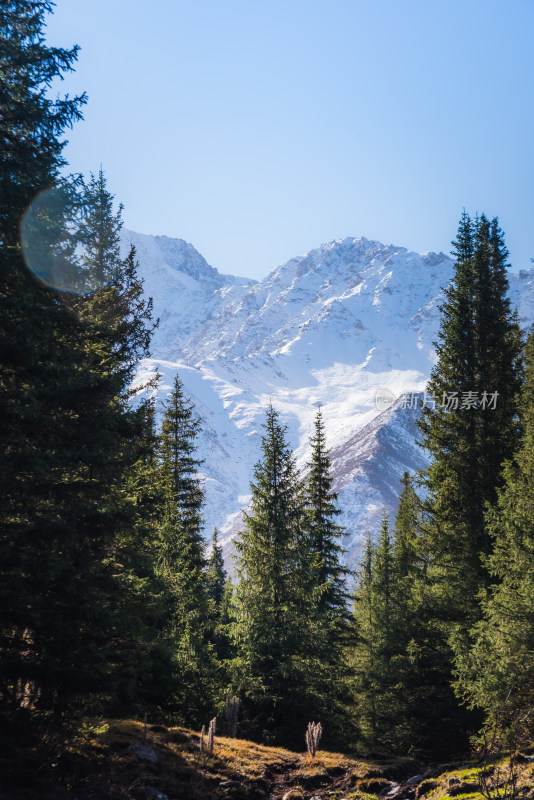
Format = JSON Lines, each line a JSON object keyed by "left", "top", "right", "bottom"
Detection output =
{"left": 352, "top": 532, "right": 377, "bottom": 745}
{"left": 411, "top": 211, "right": 523, "bottom": 754}
{"left": 393, "top": 472, "right": 420, "bottom": 586}
{"left": 232, "top": 404, "right": 311, "bottom": 746}
{"left": 206, "top": 529, "right": 227, "bottom": 611}
{"left": 417, "top": 211, "right": 523, "bottom": 620}
{"left": 73, "top": 168, "right": 156, "bottom": 391}
{"left": 157, "top": 376, "right": 217, "bottom": 725}
{"left": 373, "top": 514, "right": 393, "bottom": 639}
{"left": 205, "top": 528, "right": 232, "bottom": 662}
{"left": 305, "top": 408, "right": 350, "bottom": 620}
{"left": 454, "top": 327, "right": 534, "bottom": 748}
{"left": 0, "top": 2, "right": 163, "bottom": 717}
{"left": 353, "top": 516, "right": 410, "bottom": 752}
{"left": 303, "top": 409, "right": 354, "bottom": 747}
{"left": 71, "top": 169, "right": 167, "bottom": 715}
{"left": 388, "top": 472, "right": 461, "bottom": 757}
{"left": 0, "top": 0, "right": 90, "bottom": 715}
{"left": 27, "top": 167, "right": 161, "bottom": 716}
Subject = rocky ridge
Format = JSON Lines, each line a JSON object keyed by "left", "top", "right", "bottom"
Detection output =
{"left": 123, "top": 230, "right": 534, "bottom": 564}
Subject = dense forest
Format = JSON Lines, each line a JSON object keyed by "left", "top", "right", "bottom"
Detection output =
{"left": 1, "top": 0, "right": 532, "bottom": 771}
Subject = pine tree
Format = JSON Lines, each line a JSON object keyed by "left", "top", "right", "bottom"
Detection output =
{"left": 206, "top": 529, "right": 227, "bottom": 610}
{"left": 0, "top": 0, "right": 89, "bottom": 715}
{"left": 412, "top": 211, "right": 523, "bottom": 755}
{"left": 303, "top": 409, "right": 354, "bottom": 747}
{"left": 373, "top": 514, "right": 393, "bottom": 638}
{"left": 454, "top": 327, "right": 534, "bottom": 748}
{"left": 205, "top": 528, "right": 232, "bottom": 663}
{"left": 73, "top": 168, "right": 156, "bottom": 391}
{"left": 352, "top": 532, "right": 377, "bottom": 745}
{"left": 232, "top": 404, "right": 311, "bottom": 746}
{"left": 387, "top": 472, "right": 460, "bottom": 757}
{"left": 305, "top": 408, "right": 350, "bottom": 621}
{"left": 157, "top": 376, "right": 217, "bottom": 725}
{"left": 393, "top": 472, "right": 419, "bottom": 585}
{"left": 0, "top": 2, "right": 162, "bottom": 715}
{"left": 417, "top": 211, "right": 523, "bottom": 620}
{"left": 353, "top": 516, "right": 407, "bottom": 751}
{"left": 30, "top": 167, "right": 161, "bottom": 716}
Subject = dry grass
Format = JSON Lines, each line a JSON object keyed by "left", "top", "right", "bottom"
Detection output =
{"left": 0, "top": 718, "right": 532, "bottom": 800}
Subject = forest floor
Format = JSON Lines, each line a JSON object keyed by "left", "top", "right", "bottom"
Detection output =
{"left": 0, "top": 718, "right": 533, "bottom": 800}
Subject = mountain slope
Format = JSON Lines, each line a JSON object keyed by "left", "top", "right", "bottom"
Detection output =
{"left": 123, "top": 230, "right": 534, "bottom": 565}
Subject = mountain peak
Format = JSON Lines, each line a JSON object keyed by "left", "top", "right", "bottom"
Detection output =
{"left": 128, "top": 229, "right": 534, "bottom": 565}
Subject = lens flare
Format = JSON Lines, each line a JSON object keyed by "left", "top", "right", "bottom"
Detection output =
{"left": 20, "top": 186, "right": 119, "bottom": 295}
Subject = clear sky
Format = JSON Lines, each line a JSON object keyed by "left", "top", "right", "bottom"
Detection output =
{"left": 45, "top": 0, "right": 534, "bottom": 279}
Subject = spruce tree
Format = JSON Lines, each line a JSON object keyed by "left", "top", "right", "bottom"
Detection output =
{"left": 393, "top": 472, "right": 420, "bottom": 585}
{"left": 206, "top": 528, "right": 227, "bottom": 610}
{"left": 417, "top": 211, "right": 523, "bottom": 619}
{"left": 352, "top": 532, "right": 377, "bottom": 745}
{"left": 412, "top": 211, "right": 523, "bottom": 755}
{"left": 211, "top": 577, "right": 236, "bottom": 664}
{"left": 386, "top": 473, "right": 428, "bottom": 753}
{"left": 305, "top": 408, "right": 350, "bottom": 621}
{"left": 373, "top": 514, "right": 393, "bottom": 639}
{"left": 388, "top": 472, "right": 459, "bottom": 756}
{"left": 157, "top": 376, "right": 217, "bottom": 725}
{"left": 73, "top": 168, "right": 156, "bottom": 390}
{"left": 0, "top": 0, "right": 89, "bottom": 715}
{"left": 232, "top": 404, "right": 311, "bottom": 746}
{"left": 160, "top": 377, "right": 204, "bottom": 560}
{"left": 353, "top": 516, "right": 408, "bottom": 752}
{"left": 454, "top": 328, "right": 534, "bottom": 748}
{"left": 303, "top": 409, "right": 354, "bottom": 747}
{"left": 205, "top": 528, "right": 232, "bottom": 662}
{"left": 352, "top": 480, "right": 474, "bottom": 757}
{"left": 31, "top": 168, "right": 161, "bottom": 716}
{"left": 0, "top": 2, "right": 165, "bottom": 723}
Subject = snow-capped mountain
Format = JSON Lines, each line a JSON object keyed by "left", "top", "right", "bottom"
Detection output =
{"left": 122, "top": 230, "right": 534, "bottom": 567}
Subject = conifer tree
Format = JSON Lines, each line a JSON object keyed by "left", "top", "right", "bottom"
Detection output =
{"left": 305, "top": 408, "right": 350, "bottom": 621}
{"left": 214, "top": 577, "right": 236, "bottom": 663}
{"left": 160, "top": 377, "right": 204, "bottom": 561}
{"left": 157, "top": 376, "right": 217, "bottom": 724}
{"left": 411, "top": 211, "right": 523, "bottom": 754}
{"left": 0, "top": 5, "right": 160, "bottom": 714}
{"left": 232, "top": 404, "right": 311, "bottom": 746}
{"left": 205, "top": 528, "right": 231, "bottom": 662}
{"left": 393, "top": 472, "right": 420, "bottom": 585}
{"left": 352, "top": 532, "right": 377, "bottom": 744}
{"left": 0, "top": 0, "right": 90, "bottom": 715}
{"left": 385, "top": 473, "right": 427, "bottom": 751}
{"left": 373, "top": 514, "right": 393, "bottom": 638}
{"left": 303, "top": 409, "right": 354, "bottom": 747}
{"left": 454, "top": 327, "right": 534, "bottom": 748}
{"left": 353, "top": 516, "right": 407, "bottom": 750}
{"left": 352, "top": 482, "right": 468, "bottom": 756}
{"left": 77, "top": 168, "right": 124, "bottom": 291}
{"left": 418, "top": 211, "right": 523, "bottom": 620}
{"left": 206, "top": 529, "right": 227, "bottom": 610}
{"left": 387, "top": 472, "right": 459, "bottom": 756}
{"left": 73, "top": 169, "right": 156, "bottom": 391}
{"left": 32, "top": 167, "right": 161, "bottom": 716}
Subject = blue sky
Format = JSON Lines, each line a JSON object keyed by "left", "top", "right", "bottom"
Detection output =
{"left": 46, "top": 0, "right": 534, "bottom": 279}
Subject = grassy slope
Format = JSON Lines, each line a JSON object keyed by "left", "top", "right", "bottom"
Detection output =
{"left": 0, "top": 719, "right": 532, "bottom": 800}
